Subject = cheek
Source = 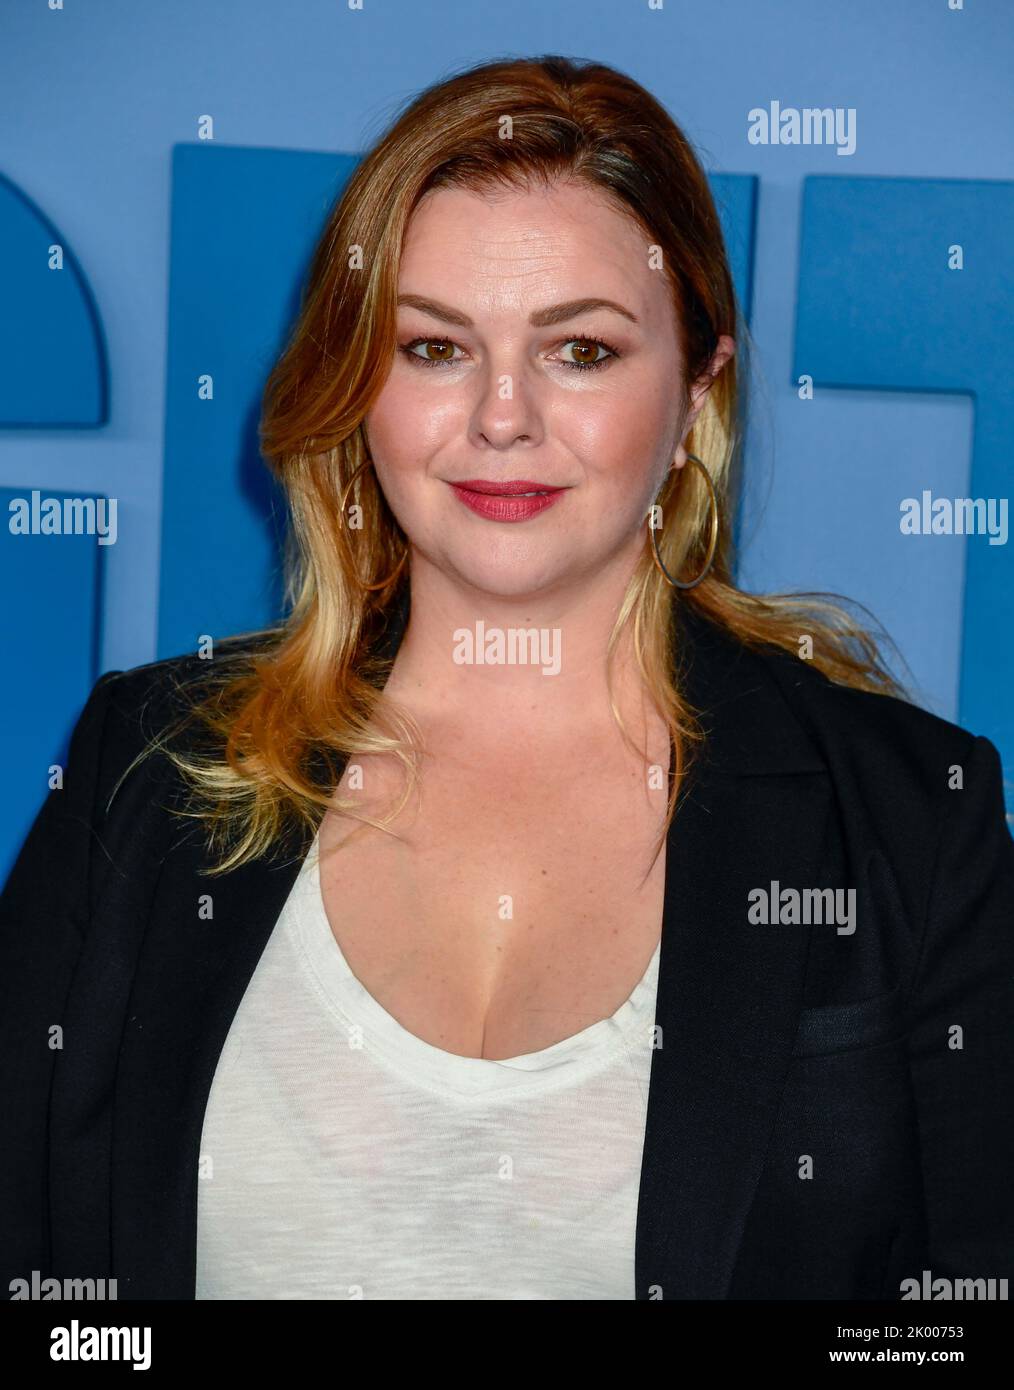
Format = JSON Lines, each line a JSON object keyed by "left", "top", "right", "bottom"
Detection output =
{"left": 561, "top": 392, "right": 672, "bottom": 507}
{"left": 365, "top": 375, "right": 458, "bottom": 476}
{"left": 363, "top": 379, "right": 408, "bottom": 467}
{"left": 363, "top": 382, "right": 451, "bottom": 534}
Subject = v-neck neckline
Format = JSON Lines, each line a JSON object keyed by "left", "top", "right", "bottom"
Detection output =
{"left": 284, "top": 829, "right": 663, "bottom": 1102}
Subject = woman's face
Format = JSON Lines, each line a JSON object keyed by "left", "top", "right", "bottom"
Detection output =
{"left": 364, "top": 177, "right": 727, "bottom": 598}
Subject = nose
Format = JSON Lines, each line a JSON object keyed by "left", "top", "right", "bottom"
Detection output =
{"left": 468, "top": 351, "right": 545, "bottom": 453}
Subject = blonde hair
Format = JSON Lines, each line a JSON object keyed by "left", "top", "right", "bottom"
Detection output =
{"left": 123, "top": 54, "right": 909, "bottom": 876}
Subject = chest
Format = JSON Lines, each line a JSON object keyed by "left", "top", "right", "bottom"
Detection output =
{"left": 316, "top": 728, "right": 671, "bottom": 1060}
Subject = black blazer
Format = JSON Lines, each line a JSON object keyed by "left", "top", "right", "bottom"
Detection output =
{"left": 2, "top": 596, "right": 1013, "bottom": 1301}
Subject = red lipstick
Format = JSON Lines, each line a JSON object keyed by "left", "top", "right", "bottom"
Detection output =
{"left": 448, "top": 479, "right": 567, "bottom": 523}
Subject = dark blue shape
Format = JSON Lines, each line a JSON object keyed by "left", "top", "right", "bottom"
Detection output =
{"left": 158, "top": 144, "right": 360, "bottom": 659}
{"left": 0, "top": 173, "right": 108, "bottom": 426}
{"left": 0, "top": 486, "right": 105, "bottom": 883}
{"left": 795, "top": 174, "right": 1014, "bottom": 803}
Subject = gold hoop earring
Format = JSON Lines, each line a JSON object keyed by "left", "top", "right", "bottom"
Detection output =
{"left": 339, "top": 457, "right": 408, "bottom": 592}
{"left": 647, "top": 452, "right": 719, "bottom": 591}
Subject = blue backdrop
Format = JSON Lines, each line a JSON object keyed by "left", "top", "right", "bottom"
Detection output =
{"left": 2, "top": 0, "right": 1012, "bottom": 881}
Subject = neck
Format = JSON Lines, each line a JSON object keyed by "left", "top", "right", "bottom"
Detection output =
{"left": 382, "top": 538, "right": 667, "bottom": 745}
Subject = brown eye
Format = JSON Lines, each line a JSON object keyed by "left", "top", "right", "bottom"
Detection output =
{"left": 559, "top": 337, "right": 618, "bottom": 371}
{"left": 569, "top": 340, "right": 604, "bottom": 365}
{"left": 422, "top": 341, "right": 455, "bottom": 361}
{"left": 403, "top": 338, "right": 460, "bottom": 366}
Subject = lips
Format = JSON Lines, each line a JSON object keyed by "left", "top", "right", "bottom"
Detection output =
{"left": 448, "top": 480, "right": 566, "bottom": 523}
{"left": 450, "top": 479, "right": 564, "bottom": 496}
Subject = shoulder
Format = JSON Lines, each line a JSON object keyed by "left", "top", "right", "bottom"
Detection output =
{"left": 681, "top": 600, "right": 1001, "bottom": 835}
{"left": 748, "top": 633, "right": 1002, "bottom": 820}
{"left": 765, "top": 635, "right": 977, "bottom": 749}
{"left": 682, "top": 602, "right": 985, "bottom": 782}
{"left": 103, "top": 632, "right": 273, "bottom": 731}
{"left": 86, "top": 631, "right": 280, "bottom": 807}
{"left": 728, "top": 633, "right": 1013, "bottom": 929}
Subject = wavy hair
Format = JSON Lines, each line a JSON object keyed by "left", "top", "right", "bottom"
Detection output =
{"left": 123, "top": 54, "right": 910, "bottom": 876}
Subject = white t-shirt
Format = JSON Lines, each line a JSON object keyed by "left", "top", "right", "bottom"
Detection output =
{"left": 195, "top": 830, "right": 661, "bottom": 1300}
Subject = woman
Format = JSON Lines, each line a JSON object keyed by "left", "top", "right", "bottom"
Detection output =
{"left": 2, "top": 55, "right": 1012, "bottom": 1303}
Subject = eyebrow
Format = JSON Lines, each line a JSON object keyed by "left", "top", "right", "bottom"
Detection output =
{"left": 396, "top": 293, "right": 639, "bottom": 328}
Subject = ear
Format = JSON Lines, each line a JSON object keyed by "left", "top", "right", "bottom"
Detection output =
{"left": 673, "top": 334, "right": 736, "bottom": 467}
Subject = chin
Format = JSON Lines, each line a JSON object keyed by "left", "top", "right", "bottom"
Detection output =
{"left": 445, "top": 552, "right": 571, "bottom": 600}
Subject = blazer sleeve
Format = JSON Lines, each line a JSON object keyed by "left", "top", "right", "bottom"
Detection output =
{"left": 906, "top": 732, "right": 1014, "bottom": 1283}
{"left": 0, "top": 670, "right": 121, "bottom": 1287}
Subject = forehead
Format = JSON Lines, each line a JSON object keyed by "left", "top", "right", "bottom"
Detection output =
{"left": 398, "top": 179, "right": 671, "bottom": 325}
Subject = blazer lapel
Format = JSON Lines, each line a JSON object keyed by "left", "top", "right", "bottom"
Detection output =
{"left": 634, "top": 604, "right": 831, "bottom": 1299}
{"left": 75, "top": 589, "right": 829, "bottom": 1300}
